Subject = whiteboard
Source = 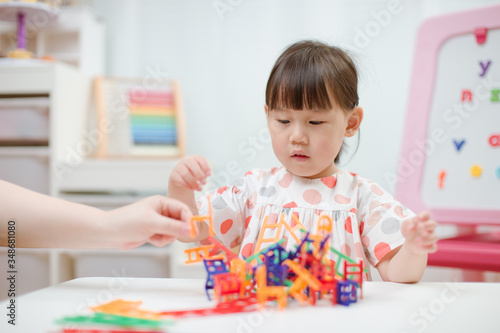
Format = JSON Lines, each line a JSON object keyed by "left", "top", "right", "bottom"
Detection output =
{"left": 421, "top": 30, "right": 500, "bottom": 210}
{"left": 394, "top": 4, "right": 500, "bottom": 225}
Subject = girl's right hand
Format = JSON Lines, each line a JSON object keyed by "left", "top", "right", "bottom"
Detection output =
{"left": 169, "top": 155, "right": 211, "bottom": 191}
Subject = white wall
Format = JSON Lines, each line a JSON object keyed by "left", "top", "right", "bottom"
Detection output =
{"left": 88, "top": 0, "right": 500, "bottom": 194}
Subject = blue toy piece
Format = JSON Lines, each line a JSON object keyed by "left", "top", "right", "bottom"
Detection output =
{"left": 262, "top": 244, "right": 288, "bottom": 286}
{"left": 203, "top": 258, "right": 228, "bottom": 300}
{"left": 337, "top": 280, "right": 358, "bottom": 306}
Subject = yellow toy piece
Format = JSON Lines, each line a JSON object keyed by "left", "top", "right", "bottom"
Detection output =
{"left": 91, "top": 299, "right": 160, "bottom": 320}
{"left": 283, "top": 259, "right": 321, "bottom": 305}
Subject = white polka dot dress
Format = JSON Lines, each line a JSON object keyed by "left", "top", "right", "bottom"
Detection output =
{"left": 196, "top": 167, "right": 415, "bottom": 278}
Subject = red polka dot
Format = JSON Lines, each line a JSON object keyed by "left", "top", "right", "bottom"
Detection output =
{"left": 245, "top": 216, "right": 252, "bottom": 229}
{"left": 361, "top": 235, "right": 370, "bottom": 247}
{"left": 354, "top": 242, "right": 364, "bottom": 258}
{"left": 314, "top": 209, "right": 322, "bottom": 216}
{"left": 268, "top": 213, "right": 279, "bottom": 224}
{"left": 217, "top": 186, "right": 228, "bottom": 195}
{"left": 350, "top": 172, "right": 357, "bottom": 177}
{"left": 359, "top": 221, "right": 365, "bottom": 235}
{"left": 367, "top": 211, "right": 383, "bottom": 226}
{"left": 241, "top": 243, "right": 254, "bottom": 258}
{"left": 245, "top": 171, "right": 253, "bottom": 177}
{"left": 344, "top": 217, "right": 352, "bottom": 233}
{"left": 374, "top": 242, "right": 391, "bottom": 260}
{"left": 303, "top": 189, "right": 322, "bottom": 205}
{"left": 220, "top": 219, "right": 233, "bottom": 234}
{"left": 371, "top": 184, "right": 384, "bottom": 196}
{"left": 232, "top": 186, "right": 241, "bottom": 195}
{"left": 334, "top": 194, "right": 351, "bottom": 204}
{"left": 341, "top": 244, "right": 351, "bottom": 257}
{"left": 394, "top": 205, "right": 408, "bottom": 218}
{"left": 381, "top": 203, "right": 392, "bottom": 210}
{"left": 279, "top": 172, "right": 293, "bottom": 188}
{"left": 244, "top": 226, "right": 251, "bottom": 238}
{"left": 271, "top": 167, "right": 281, "bottom": 175}
{"left": 350, "top": 208, "right": 357, "bottom": 214}
{"left": 282, "top": 236, "right": 289, "bottom": 248}
{"left": 246, "top": 192, "right": 257, "bottom": 209}
{"left": 283, "top": 201, "right": 297, "bottom": 208}
{"left": 321, "top": 176, "right": 337, "bottom": 188}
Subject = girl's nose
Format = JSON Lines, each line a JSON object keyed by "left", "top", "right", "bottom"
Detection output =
{"left": 289, "top": 124, "right": 309, "bottom": 145}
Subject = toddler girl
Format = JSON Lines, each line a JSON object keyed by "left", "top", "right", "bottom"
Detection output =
{"left": 168, "top": 40, "right": 437, "bottom": 282}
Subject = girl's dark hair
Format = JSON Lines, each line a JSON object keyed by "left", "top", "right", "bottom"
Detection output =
{"left": 265, "top": 40, "right": 360, "bottom": 164}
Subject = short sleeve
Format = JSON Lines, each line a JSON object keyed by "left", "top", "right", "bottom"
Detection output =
{"left": 196, "top": 175, "right": 255, "bottom": 250}
{"left": 360, "top": 202, "right": 415, "bottom": 267}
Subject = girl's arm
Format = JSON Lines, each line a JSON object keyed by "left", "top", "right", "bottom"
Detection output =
{"left": 167, "top": 155, "right": 212, "bottom": 242}
{"left": 0, "top": 180, "right": 192, "bottom": 249}
{"left": 376, "top": 212, "right": 438, "bottom": 283}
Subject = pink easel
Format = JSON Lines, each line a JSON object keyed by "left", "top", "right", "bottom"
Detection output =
{"left": 395, "top": 4, "right": 500, "bottom": 281}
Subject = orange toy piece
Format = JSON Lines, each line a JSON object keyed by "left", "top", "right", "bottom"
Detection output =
{"left": 190, "top": 195, "right": 214, "bottom": 238}
{"left": 254, "top": 213, "right": 306, "bottom": 254}
{"left": 255, "top": 265, "right": 287, "bottom": 310}
{"left": 91, "top": 299, "right": 160, "bottom": 320}
{"left": 283, "top": 259, "right": 321, "bottom": 305}
{"left": 184, "top": 244, "right": 222, "bottom": 264}
{"left": 230, "top": 257, "right": 253, "bottom": 298}
{"left": 344, "top": 260, "right": 364, "bottom": 299}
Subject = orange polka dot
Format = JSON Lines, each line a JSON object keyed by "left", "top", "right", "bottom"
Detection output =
{"left": 241, "top": 243, "right": 254, "bottom": 258}
{"left": 334, "top": 194, "right": 351, "bottom": 204}
{"left": 369, "top": 201, "right": 381, "bottom": 210}
{"left": 283, "top": 201, "right": 297, "bottom": 208}
{"left": 269, "top": 213, "right": 279, "bottom": 224}
{"left": 341, "top": 244, "right": 351, "bottom": 257}
{"left": 381, "top": 203, "right": 392, "bottom": 210}
{"left": 371, "top": 184, "right": 384, "bottom": 196}
{"left": 271, "top": 167, "right": 281, "bottom": 175}
{"left": 350, "top": 208, "right": 357, "bottom": 214}
{"left": 359, "top": 221, "right": 365, "bottom": 235}
{"left": 245, "top": 216, "right": 252, "bottom": 229}
{"left": 303, "top": 189, "right": 322, "bottom": 205}
{"left": 366, "top": 210, "right": 383, "bottom": 226}
{"left": 217, "top": 186, "right": 228, "bottom": 195}
{"left": 374, "top": 242, "right": 391, "bottom": 260}
{"left": 220, "top": 219, "right": 233, "bottom": 234}
{"left": 361, "top": 236, "right": 370, "bottom": 248}
{"left": 394, "top": 205, "right": 408, "bottom": 218}
{"left": 344, "top": 217, "right": 352, "bottom": 233}
{"left": 354, "top": 242, "right": 364, "bottom": 258}
{"left": 321, "top": 176, "right": 337, "bottom": 188}
{"left": 244, "top": 226, "right": 251, "bottom": 238}
{"left": 279, "top": 172, "right": 293, "bottom": 188}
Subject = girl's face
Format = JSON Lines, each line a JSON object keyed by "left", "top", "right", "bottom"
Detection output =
{"left": 266, "top": 106, "right": 361, "bottom": 179}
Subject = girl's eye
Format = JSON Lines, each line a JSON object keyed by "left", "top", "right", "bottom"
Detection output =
{"left": 278, "top": 119, "right": 290, "bottom": 124}
{"left": 310, "top": 121, "right": 324, "bottom": 125}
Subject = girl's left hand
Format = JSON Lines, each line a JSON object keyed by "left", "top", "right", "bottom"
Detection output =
{"left": 401, "top": 211, "right": 438, "bottom": 255}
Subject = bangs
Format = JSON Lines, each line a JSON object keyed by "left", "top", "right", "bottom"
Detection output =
{"left": 265, "top": 40, "right": 359, "bottom": 112}
{"left": 266, "top": 59, "right": 334, "bottom": 111}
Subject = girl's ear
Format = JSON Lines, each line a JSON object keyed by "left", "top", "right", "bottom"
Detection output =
{"left": 264, "top": 105, "right": 269, "bottom": 117}
{"left": 345, "top": 106, "right": 363, "bottom": 137}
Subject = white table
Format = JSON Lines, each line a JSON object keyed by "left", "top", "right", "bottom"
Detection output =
{"left": 1, "top": 278, "right": 499, "bottom": 333}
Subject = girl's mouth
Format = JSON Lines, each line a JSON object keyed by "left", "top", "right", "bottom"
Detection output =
{"left": 291, "top": 153, "right": 310, "bottom": 162}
